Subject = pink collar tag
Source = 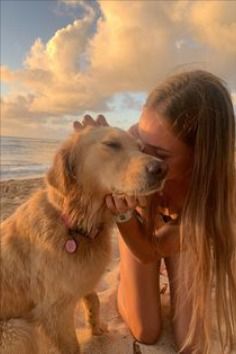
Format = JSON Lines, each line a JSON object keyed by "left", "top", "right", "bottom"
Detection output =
{"left": 65, "top": 239, "right": 77, "bottom": 253}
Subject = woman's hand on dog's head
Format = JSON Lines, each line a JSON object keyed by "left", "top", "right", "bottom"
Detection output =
{"left": 73, "top": 114, "right": 109, "bottom": 131}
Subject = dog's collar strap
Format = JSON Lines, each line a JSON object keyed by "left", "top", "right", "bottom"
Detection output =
{"left": 61, "top": 214, "right": 103, "bottom": 254}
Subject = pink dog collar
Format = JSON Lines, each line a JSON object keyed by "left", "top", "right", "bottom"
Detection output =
{"left": 60, "top": 213, "right": 103, "bottom": 254}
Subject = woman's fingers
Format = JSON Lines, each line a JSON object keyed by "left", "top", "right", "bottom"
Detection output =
{"left": 73, "top": 121, "right": 83, "bottom": 131}
{"left": 106, "top": 195, "right": 128, "bottom": 214}
{"left": 82, "top": 114, "right": 97, "bottom": 127}
{"left": 125, "top": 196, "right": 138, "bottom": 209}
{"left": 113, "top": 196, "right": 129, "bottom": 213}
{"left": 105, "top": 195, "right": 118, "bottom": 214}
{"left": 78, "top": 114, "right": 109, "bottom": 129}
{"left": 96, "top": 114, "right": 109, "bottom": 126}
{"left": 105, "top": 195, "right": 139, "bottom": 214}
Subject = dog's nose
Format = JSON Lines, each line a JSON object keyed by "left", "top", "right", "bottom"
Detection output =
{"left": 146, "top": 160, "right": 168, "bottom": 180}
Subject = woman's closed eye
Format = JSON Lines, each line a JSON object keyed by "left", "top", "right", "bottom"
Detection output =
{"left": 143, "top": 145, "right": 171, "bottom": 160}
{"left": 155, "top": 151, "right": 171, "bottom": 160}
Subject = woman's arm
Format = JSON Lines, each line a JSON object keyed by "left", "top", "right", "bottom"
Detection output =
{"left": 117, "top": 214, "right": 159, "bottom": 263}
{"left": 118, "top": 216, "right": 180, "bottom": 263}
{"left": 154, "top": 221, "right": 180, "bottom": 258}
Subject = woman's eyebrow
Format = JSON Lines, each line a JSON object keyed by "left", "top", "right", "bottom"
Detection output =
{"left": 144, "top": 143, "right": 171, "bottom": 154}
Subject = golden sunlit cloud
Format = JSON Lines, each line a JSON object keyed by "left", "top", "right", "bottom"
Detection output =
{"left": 1, "top": 0, "right": 236, "bottom": 135}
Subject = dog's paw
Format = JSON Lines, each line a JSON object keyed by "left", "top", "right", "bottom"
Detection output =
{"left": 91, "top": 321, "right": 108, "bottom": 336}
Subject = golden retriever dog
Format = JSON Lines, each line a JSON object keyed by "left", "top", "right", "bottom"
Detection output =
{"left": 0, "top": 124, "right": 167, "bottom": 354}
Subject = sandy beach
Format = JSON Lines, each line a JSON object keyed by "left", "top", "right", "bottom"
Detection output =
{"left": 0, "top": 178, "right": 220, "bottom": 353}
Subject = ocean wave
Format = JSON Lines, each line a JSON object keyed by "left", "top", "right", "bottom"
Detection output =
{"left": 0, "top": 164, "right": 50, "bottom": 180}
{"left": 0, "top": 136, "right": 59, "bottom": 181}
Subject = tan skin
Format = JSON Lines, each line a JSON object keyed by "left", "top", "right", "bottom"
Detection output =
{"left": 80, "top": 111, "right": 200, "bottom": 353}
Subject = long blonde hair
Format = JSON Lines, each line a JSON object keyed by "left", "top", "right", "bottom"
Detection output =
{"left": 146, "top": 70, "right": 236, "bottom": 353}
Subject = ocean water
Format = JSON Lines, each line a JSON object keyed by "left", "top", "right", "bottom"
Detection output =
{"left": 0, "top": 136, "right": 61, "bottom": 180}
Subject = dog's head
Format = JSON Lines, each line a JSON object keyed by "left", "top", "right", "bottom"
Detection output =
{"left": 47, "top": 125, "right": 167, "bottom": 199}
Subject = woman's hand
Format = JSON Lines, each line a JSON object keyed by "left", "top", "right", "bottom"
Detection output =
{"left": 105, "top": 194, "right": 148, "bottom": 217}
{"left": 105, "top": 195, "right": 138, "bottom": 214}
{"left": 106, "top": 194, "right": 181, "bottom": 258}
{"left": 73, "top": 114, "right": 109, "bottom": 131}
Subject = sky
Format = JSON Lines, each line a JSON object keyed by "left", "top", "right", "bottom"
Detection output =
{"left": 1, "top": 0, "right": 236, "bottom": 139}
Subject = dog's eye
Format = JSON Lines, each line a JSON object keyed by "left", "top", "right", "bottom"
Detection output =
{"left": 102, "top": 141, "right": 122, "bottom": 149}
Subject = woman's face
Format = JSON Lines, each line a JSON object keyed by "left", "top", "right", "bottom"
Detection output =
{"left": 138, "top": 108, "right": 193, "bottom": 213}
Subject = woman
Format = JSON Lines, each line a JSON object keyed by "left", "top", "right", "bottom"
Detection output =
{"left": 82, "top": 70, "right": 236, "bottom": 353}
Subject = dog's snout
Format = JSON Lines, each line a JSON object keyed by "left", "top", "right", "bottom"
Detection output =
{"left": 146, "top": 160, "right": 168, "bottom": 179}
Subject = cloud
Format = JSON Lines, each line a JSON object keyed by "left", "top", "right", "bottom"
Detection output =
{"left": 1, "top": 0, "right": 236, "bottom": 134}
{"left": 190, "top": 1, "right": 236, "bottom": 53}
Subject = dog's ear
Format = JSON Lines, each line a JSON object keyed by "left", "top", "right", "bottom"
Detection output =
{"left": 47, "top": 145, "right": 75, "bottom": 195}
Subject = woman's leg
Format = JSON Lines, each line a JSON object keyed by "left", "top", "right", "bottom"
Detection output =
{"left": 117, "top": 234, "right": 162, "bottom": 344}
{"left": 165, "top": 254, "right": 203, "bottom": 353}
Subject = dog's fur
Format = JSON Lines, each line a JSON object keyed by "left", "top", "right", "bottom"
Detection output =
{"left": 0, "top": 125, "right": 166, "bottom": 353}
